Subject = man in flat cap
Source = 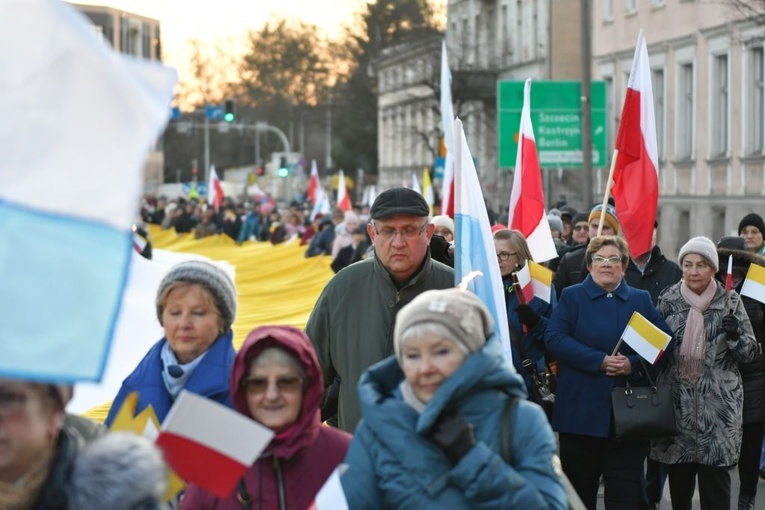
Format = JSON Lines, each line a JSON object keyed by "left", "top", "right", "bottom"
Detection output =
{"left": 305, "top": 187, "right": 454, "bottom": 432}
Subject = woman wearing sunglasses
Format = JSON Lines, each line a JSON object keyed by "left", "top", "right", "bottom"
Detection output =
{"left": 545, "top": 235, "right": 673, "bottom": 510}
{"left": 180, "top": 325, "right": 351, "bottom": 509}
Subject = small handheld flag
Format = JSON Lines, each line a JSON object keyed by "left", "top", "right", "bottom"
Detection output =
{"left": 618, "top": 311, "right": 672, "bottom": 364}
{"left": 741, "top": 263, "right": 765, "bottom": 305}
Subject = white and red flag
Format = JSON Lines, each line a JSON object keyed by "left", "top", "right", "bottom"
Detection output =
{"left": 307, "top": 160, "right": 319, "bottom": 203}
{"left": 440, "top": 40, "right": 455, "bottom": 218}
{"left": 337, "top": 170, "right": 352, "bottom": 211}
{"left": 507, "top": 79, "right": 557, "bottom": 263}
{"left": 612, "top": 30, "right": 658, "bottom": 258}
{"left": 156, "top": 391, "right": 274, "bottom": 499}
{"left": 207, "top": 165, "right": 224, "bottom": 210}
{"left": 725, "top": 255, "right": 733, "bottom": 291}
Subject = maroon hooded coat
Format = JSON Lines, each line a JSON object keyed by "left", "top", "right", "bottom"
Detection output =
{"left": 180, "top": 326, "right": 352, "bottom": 510}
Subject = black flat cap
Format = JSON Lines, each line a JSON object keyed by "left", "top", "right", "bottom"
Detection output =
{"left": 370, "top": 187, "right": 430, "bottom": 220}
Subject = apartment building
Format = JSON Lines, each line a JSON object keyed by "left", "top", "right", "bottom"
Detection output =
{"left": 593, "top": 0, "right": 765, "bottom": 258}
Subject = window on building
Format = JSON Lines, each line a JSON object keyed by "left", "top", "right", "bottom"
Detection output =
{"left": 710, "top": 53, "right": 729, "bottom": 158}
{"left": 603, "top": 0, "right": 613, "bottom": 20}
{"left": 652, "top": 68, "right": 665, "bottom": 159}
{"left": 677, "top": 62, "right": 694, "bottom": 160}
{"left": 625, "top": 0, "right": 637, "bottom": 13}
{"left": 517, "top": 0, "right": 523, "bottom": 61}
{"left": 745, "top": 46, "right": 764, "bottom": 155}
{"left": 501, "top": 5, "right": 510, "bottom": 65}
{"left": 474, "top": 13, "right": 481, "bottom": 67}
{"left": 604, "top": 76, "right": 614, "bottom": 153}
{"left": 461, "top": 18, "right": 469, "bottom": 63}
{"left": 142, "top": 23, "right": 152, "bottom": 59}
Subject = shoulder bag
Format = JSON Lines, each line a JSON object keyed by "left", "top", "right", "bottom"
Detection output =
{"left": 610, "top": 356, "right": 677, "bottom": 441}
{"left": 507, "top": 323, "right": 556, "bottom": 418}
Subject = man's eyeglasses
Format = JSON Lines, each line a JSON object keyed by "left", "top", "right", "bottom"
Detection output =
{"left": 573, "top": 225, "right": 589, "bottom": 231}
{"left": 242, "top": 376, "right": 304, "bottom": 395}
{"left": 496, "top": 251, "right": 518, "bottom": 261}
{"left": 0, "top": 389, "right": 28, "bottom": 417}
{"left": 591, "top": 255, "right": 622, "bottom": 266}
{"left": 373, "top": 223, "right": 428, "bottom": 240}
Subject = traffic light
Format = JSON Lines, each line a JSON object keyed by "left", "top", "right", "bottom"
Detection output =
{"left": 277, "top": 157, "right": 289, "bottom": 178}
{"left": 223, "top": 99, "right": 236, "bottom": 122}
{"left": 256, "top": 166, "right": 265, "bottom": 177}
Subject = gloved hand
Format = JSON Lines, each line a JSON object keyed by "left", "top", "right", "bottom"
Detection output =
{"left": 427, "top": 410, "right": 476, "bottom": 464}
{"left": 516, "top": 304, "right": 541, "bottom": 328}
{"left": 721, "top": 314, "right": 740, "bottom": 340}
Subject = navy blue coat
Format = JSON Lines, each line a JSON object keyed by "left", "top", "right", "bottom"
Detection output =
{"left": 545, "top": 275, "right": 673, "bottom": 438}
{"left": 341, "top": 338, "right": 568, "bottom": 509}
{"left": 104, "top": 330, "right": 236, "bottom": 426}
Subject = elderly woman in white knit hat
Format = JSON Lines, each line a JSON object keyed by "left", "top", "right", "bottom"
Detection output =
{"left": 650, "top": 236, "right": 758, "bottom": 510}
{"left": 341, "top": 288, "right": 567, "bottom": 509}
{"left": 105, "top": 260, "right": 238, "bottom": 425}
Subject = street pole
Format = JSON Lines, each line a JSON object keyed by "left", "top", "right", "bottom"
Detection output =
{"left": 326, "top": 96, "right": 333, "bottom": 170}
{"left": 255, "top": 130, "right": 260, "bottom": 167}
{"left": 204, "top": 113, "right": 210, "bottom": 187}
{"left": 581, "top": 0, "right": 594, "bottom": 209}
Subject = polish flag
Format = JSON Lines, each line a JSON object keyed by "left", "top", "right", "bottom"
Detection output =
{"left": 337, "top": 170, "right": 351, "bottom": 211}
{"left": 307, "top": 160, "right": 319, "bottom": 203}
{"left": 207, "top": 165, "right": 224, "bottom": 210}
{"left": 514, "top": 260, "right": 554, "bottom": 304}
{"left": 440, "top": 40, "right": 455, "bottom": 218}
{"left": 612, "top": 30, "right": 659, "bottom": 258}
{"left": 507, "top": 79, "right": 558, "bottom": 263}
{"left": 725, "top": 255, "right": 733, "bottom": 291}
{"left": 156, "top": 391, "right": 274, "bottom": 499}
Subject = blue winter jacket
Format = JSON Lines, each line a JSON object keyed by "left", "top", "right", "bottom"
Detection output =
{"left": 545, "top": 275, "right": 673, "bottom": 438}
{"left": 341, "top": 338, "right": 568, "bottom": 510}
{"left": 104, "top": 330, "right": 236, "bottom": 426}
{"left": 503, "top": 278, "right": 556, "bottom": 392}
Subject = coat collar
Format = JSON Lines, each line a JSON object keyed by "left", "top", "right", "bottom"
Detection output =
{"left": 581, "top": 273, "right": 631, "bottom": 301}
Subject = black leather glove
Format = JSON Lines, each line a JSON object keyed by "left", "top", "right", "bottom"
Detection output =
{"left": 721, "top": 314, "right": 740, "bottom": 340}
{"left": 516, "top": 304, "right": 541, "bottom": 328}
{"left": 427, "top": 410, "right": 476, "bottom": 464}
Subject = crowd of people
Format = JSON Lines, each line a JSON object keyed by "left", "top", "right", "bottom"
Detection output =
{"left": 5, "top": 185, "right": 765, "bottom": 509}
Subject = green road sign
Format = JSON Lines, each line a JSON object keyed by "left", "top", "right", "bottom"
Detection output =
{"left": 498, "top": 81, "right": 607, "bottom": 169}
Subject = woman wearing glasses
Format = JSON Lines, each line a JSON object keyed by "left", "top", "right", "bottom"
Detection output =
{"left": 180, "top": 325, "right": 351, "bottom": 509}
{"left": 650, "top": 237, "right": 757, "bottom": 510}
{"left": 493, "top": 229, "right": 556, "bottom": 408}
{"left": 546, "top": 235, "right": 672, "bottom": 510}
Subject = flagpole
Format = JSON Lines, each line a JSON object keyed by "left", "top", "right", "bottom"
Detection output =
{"left": 597, "top": 148, "right": 619, "bottom": 236}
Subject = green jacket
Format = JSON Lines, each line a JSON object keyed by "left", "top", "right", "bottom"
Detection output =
{"left": 305, "top": 252, "right": 454, "bottom": 432}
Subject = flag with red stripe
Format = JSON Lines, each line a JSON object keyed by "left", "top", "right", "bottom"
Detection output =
{"left": 207, "top": 165, "right": 224, "bottom": 210}
{"left": 156, "top": 391, "right": 274, "bottom": 498}
{"left": 337, "top": 170, "right": 351, "bottom": 211}
{"left": 507, "top": 79, "right": 557, "bottom": 262}
{"left": 612, "top": 29, "right": 659, "bottom": 258}
{"left": 307, "top": 160, "right": 319, "bottom": 203}
{"left": 440, "top": 40, "right": 455, "bottom": 218}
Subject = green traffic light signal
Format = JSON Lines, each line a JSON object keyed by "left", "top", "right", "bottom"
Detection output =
{"left": 277, "top": 166, "right": 289, "bottom": 178}
{"left": 223, "top": 99, "right": 235, "bottom": 123}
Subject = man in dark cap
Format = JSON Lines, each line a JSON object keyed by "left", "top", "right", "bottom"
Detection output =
{"left": 305, "top": 187, "right": 454, "bottom": 432}
{"left": 739, "top": 213, "right": 765, "bottom": 255}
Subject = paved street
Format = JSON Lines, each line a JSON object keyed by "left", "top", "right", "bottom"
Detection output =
{"left": 596, "top": 466, "right": 765, "bottom": 509}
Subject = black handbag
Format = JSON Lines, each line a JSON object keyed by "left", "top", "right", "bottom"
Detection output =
{"left": 610, "top": 357, "right": 677, "bottom": 441}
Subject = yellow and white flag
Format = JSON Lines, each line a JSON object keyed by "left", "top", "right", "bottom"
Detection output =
{"left": 741, "top": 264, "right": 765, "bottom": 304}
{"left": 529, "top": 260, "right": 553, "bottom": 304}
{"left": 621, "top": 311, "right": 671, "bottom": 364}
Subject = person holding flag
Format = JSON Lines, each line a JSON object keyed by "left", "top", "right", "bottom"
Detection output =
{"left": 493, "top": 229, "right": 556, "bottom": 407}
{"left": 650, "top": 236, "right": 758, "bottom": 510}
{"left": 713, "top": 236, "right": 765, "bottom": 510}
{"left": 545, "top": 235, "right": 672, "bottom": 510}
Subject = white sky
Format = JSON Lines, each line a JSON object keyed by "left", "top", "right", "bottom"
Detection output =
{"left": 78, "top": 0, "right": 367, "bottom": 76}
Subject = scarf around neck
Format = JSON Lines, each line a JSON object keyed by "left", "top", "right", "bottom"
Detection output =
{"left": 678, "top": 279, "right": 717, "bottom": 383}
{"left": 399, "top": 380, "right": 427, "bottom": 414}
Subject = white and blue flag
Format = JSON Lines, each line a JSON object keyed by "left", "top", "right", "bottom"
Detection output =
{"left": 0, "top": 0, "right": 176, "bottom": 382}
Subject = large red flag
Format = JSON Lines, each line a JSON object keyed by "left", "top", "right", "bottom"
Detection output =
{"left": 612, "top": 30, "right": 659, "bottom": 258}
{"left": 507, "top": 79, "right": 557, "bottom": 263}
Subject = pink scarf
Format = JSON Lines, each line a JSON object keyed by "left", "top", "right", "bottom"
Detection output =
{"left": 678, "top": 279, "right": 717, "bottom": 383}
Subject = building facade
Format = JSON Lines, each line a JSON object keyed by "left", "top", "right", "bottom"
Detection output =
{"left": 592, "top": 0, "right": 765, "bottom": 258}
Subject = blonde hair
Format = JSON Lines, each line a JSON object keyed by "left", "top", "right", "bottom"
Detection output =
{"left": 493, "top": 229, "right": 533, "bottom": 263}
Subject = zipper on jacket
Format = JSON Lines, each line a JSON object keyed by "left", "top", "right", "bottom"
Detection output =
{"left": 273, "top": 456, "right": 286, "bottom": 510}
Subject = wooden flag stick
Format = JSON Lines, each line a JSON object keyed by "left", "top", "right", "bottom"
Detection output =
{"left": 611, "top": 337, "right": 624, "bottom": 356}
{"left": 597, "top": 149, "right": 619, "bottom": 237}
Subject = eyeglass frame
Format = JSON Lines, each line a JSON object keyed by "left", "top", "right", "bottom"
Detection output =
{"left": 0, "top": 386, "right": 55, "bottom": 418}
{"left": 241, "top": 376, "right": 305, "bottom": 395}
{"left": 371, "top": 221, "right": 429, "bottom": 241}
{"left": 590, "top": 255, "right": 623, "bottom": 266}
{"left": 496, "top": 251, "right": 518, "bottom": 261}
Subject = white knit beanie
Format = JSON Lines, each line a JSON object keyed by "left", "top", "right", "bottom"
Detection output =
{"left": 394, "top": 288, "right": 493, "bottom": 360}
{"left": 678, "top": 236, "right": 719, "bottom": 272}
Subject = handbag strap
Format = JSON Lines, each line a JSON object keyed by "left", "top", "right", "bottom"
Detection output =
{"left": 632, "top": 356, "right": 656, "bottom": 387}
{"left": 507, "top": 321, "right": 530, "bottom": 362}
{"left": 500, "top": 396, "right": 519, "bottom": 465}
